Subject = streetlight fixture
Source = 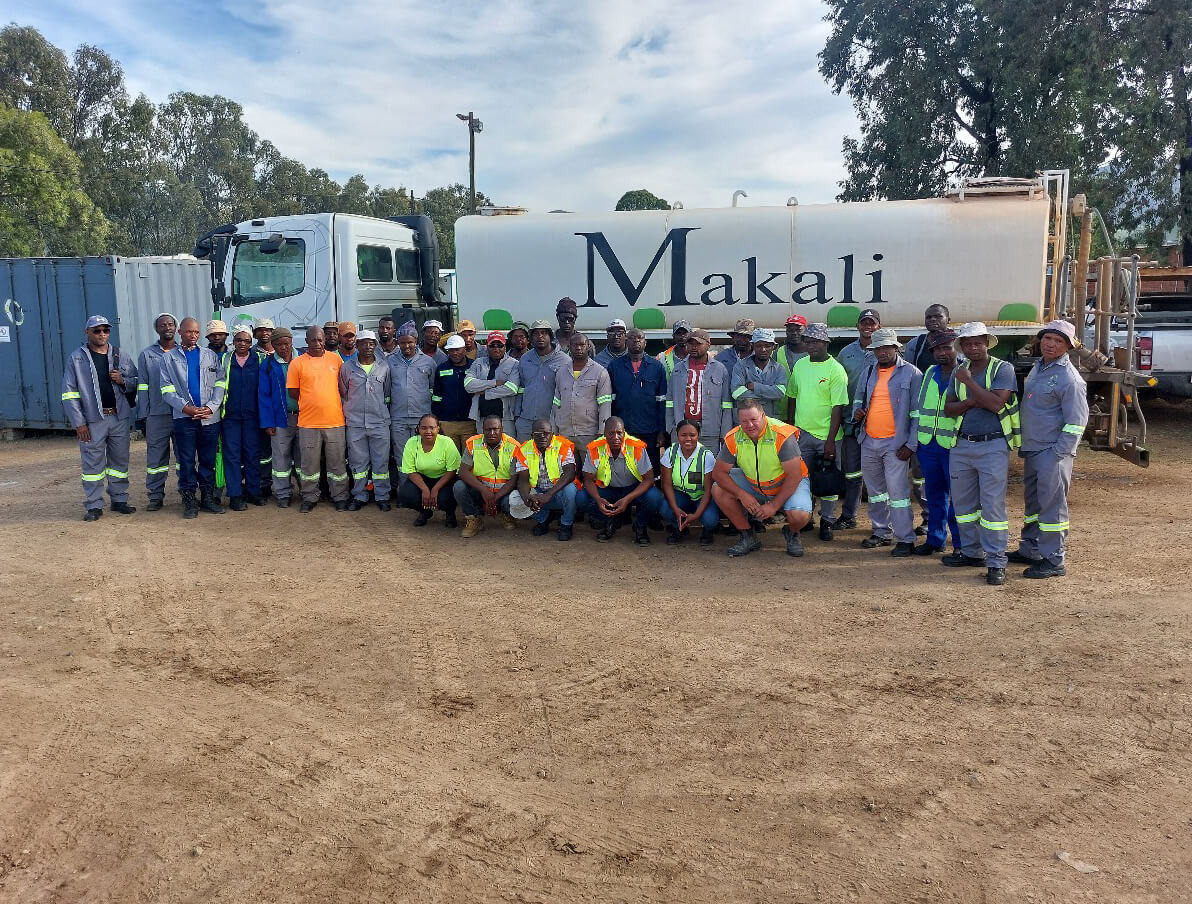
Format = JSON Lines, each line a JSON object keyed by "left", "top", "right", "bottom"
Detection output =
{"left": 456, "top": 111, "right": 483, "bottom": 214}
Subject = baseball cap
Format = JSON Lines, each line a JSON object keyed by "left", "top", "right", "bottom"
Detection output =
{"left": 487, "top": 330, "right": 507, "bottom": 344}
{"left": 253, "top": 317, "right": 275, "bottom": 330}
{"left": 337, "top": 321, "right": 356, "bottom": 336}
{"left": 751, "top": 328, "right": 776, "bottom": 344}
{"left": 422, "top": 319, "right": 444, "bottom": 331}
{"left": 529, "top": 319, "right": 553, "bottom": 331}
{"left": 803, "top": 323, "right": 831, "bottom": 343}
{"left": 672, "top": 319, "right": 693, "bottom": 335}
{"left": 85, "top": 314, "right": 111, "bottom": 330}
{"left": 356, "top": 329, "right": 377, "bottom": 342}
{"left": 457, "top": 319, "right": 477, "bottom": 333}
{"left": 232, "top": 324, "right": 253, "bottom": 338}
{"left": 606, "top": 318, "right": 627, "bottom": 330}
{"left": 729, "top": 318, "right": 757, "bottom": 336}
{"left": 444, "top": 335, "right": 466, "bottom": 350}
{"left": 927, "top": 329, "right": 959, "bottom": 349}
{"left": 689, "top": 328, "right": 711, "bottom": 343}
{"left": 205, "top": 319, "right": 228, "bottom": 336}
{"left": 869, "top": 327, "right": 901, "bottom": 349}
{"left": 785, "top": 314, "right": 808, "bottom": 327}
{"left": 857, "top": 309, "right": 881, "bottom": 325}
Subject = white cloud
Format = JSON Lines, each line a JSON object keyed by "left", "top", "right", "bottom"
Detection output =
{"left": 8, "top": 0, "right": 860, "bottom": 211}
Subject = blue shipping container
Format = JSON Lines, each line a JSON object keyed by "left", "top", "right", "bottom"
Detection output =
{"left": 0, "top": 258, "right": 123, "bottom": 430}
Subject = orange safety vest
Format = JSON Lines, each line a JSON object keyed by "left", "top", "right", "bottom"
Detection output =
{"left": 585, "top": 435, "right": 647, "bottom": 488}
{"left": 514, "top": 435, "right": 575, "bottom": 487}
{"left": 723, "top": 418, "right": 807, "bottom": 495}
{"left": 464, "top": 433, "right": 518, "bottom": 489}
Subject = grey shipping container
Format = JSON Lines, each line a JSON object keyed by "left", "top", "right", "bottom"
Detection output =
{"left": 0, "top": 256, "right": 212, "bottom": 430}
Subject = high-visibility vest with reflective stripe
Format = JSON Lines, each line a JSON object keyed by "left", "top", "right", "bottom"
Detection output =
{"left": 465, "top": 434, "right": 518, "bottom": 489}
{"left": 954, "top": 356, "right": 1021, "bottom": 450}
{"left": 915, "top": 365, "right": 959, "bottom": 450}
{"left": 586, "top": 435, "right": 646, "bottom": 488}
{"left": 722, "top": 418, "right": 807, "bottom": 495}
{"left": 515, "top": 435, "right": 574, "bottom": 487}
{"left": 668, "top": 442, "right": 708, "bottom": 500}
{"left": 658, "top": 346, "right": 678, "bottom": 377}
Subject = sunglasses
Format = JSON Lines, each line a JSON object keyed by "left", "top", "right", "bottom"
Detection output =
{"left": 89, "top": 326, "right": 111, "bottom": 333}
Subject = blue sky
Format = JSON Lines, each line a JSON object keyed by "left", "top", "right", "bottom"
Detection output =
{"left": 7, "top": 0, "right": 860, "bottom": 212}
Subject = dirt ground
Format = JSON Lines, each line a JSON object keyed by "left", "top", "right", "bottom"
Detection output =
{"left": 1, "top": 406, "right": 1190, "bottom": 904}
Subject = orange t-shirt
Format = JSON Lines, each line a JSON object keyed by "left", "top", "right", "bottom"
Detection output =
{"left": 865, "top": 366, "right": 897, "bottom": 439}
{"left": 286, "top": 352, "right": 344, "bottom": 428}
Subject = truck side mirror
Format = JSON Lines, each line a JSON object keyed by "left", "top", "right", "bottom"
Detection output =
{"left": 259, "top": 233, "right": 287, "bottom": 254}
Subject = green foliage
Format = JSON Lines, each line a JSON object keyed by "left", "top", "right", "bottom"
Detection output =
{"left": 615, "top": 188, "right": 670, "bottom": 211}
{"left": 0, "top": 105, "right": 109, "bottom": 255}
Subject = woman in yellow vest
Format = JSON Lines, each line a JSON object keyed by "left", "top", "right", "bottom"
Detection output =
{"left": 710, "top": 398, "right": 813, "bottom": 558}
{"left": 512, "top": 419, "right": 579, "bottom": 541}
{"left": 909, "top": 329, "right": 962, "bottom": 555}
{"left": 659, "top": 420, "right": 720, "bottom": 545}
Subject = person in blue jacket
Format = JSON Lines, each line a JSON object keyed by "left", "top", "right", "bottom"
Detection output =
{"left": 608, "top": 327, "right": 668, "bottom": 475}
{"left": 221, "top": 325, "right": 263, "bottom": 510}
{"left": 258, "top": 327, "right": 300, "bottom": 507}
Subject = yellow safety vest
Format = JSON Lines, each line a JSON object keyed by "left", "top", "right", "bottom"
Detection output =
{"left": 586, "top": 435, "right": 646, "bottom": 488}
{"left": 465, "top": 434, "right": 518, "bottom": 489}
{"left": 516, "top": 435, "right": 574, "bottom": 487}
{"left": 668, "top": 442, "right": 708, "bottom": 500}
{"left": 954, "top": 357, "right": 1022, "bottom": 450}
{"left": 915, "top": 366, "right": 959, "bottom": 450}
{"left": 722, "top": 418, "right": 806, "bottom": 495}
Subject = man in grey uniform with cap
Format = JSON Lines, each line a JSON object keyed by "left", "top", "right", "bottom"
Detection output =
{"left": 514, "top": 320, "right": 569, "bottom": 441}
{"left": 715, "top": 318, "right": 756, "bottom": 373}
{"left": 666, "top": 329, "right": 734, "bottom": 451}
{"left": 594, "top": 319, "right": 629, "bottom": 369}
{"left": 136, "top": 312, "right": 177, "bottom": 510}
{"left": 339, "top": 330, "right": 392, "bottom": 510}
{"left": 852, "top": 328, "right": 922, "bottom": 556}
{"left": 729, "top": 328, "right": 790, "bottom": 421}
{"left": 465, "top": 330, "right": 521, "bottom": 436}
{"left": 943, "top": 321, "right": 1021, "bottom": 585}
{"left": 388, "top": 320, "right": 437, "bottom": 462}
{"left": 1008, "top": 319, "right": 1089, "bottom": 578}
{"left": 62, "top": 314, "right": 139, "bottom": 521}
{"left": 835, "top": 308, "right": 880, "bottom": 529}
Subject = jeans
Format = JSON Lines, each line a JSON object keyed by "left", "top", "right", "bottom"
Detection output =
{"left": 530, "top": 483, "right": 578, "bottom": 526}
{"left": 576, "top": 484, "right": 664, "bottom": 528}
{"left": 658, "top": 489, "right": 720, "bottom": 530}
{"left": 917, "top": 439, "right": 961, "bottom": 549}
{"left": 174, "top": 418, "right": 220, "bottom": 494}
{"left": 453, "top": 481, "right": 512, "bottom": 516}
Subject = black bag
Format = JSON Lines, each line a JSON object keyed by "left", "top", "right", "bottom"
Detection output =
{"left": 113, "top": 347, "right": 138, "bottom": 407}
{"left": 809, "top": 451, "right": 845, "bottom": 499}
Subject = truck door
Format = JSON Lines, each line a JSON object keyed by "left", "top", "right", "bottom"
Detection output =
{"left": 226, "top": 229, "right": 325, "bottom": 335}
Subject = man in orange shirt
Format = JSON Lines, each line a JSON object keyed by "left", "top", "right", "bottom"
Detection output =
{"left": 287, "top": 325, "right": 349, "bottom": 513}
{"left": 851, "top": 328, "right": 922, "bottom": 555}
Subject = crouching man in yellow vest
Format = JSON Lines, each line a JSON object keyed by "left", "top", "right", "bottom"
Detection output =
{"left": 576, "top": 417, "right": 665, "bottom": 545}
{"left": 454, "top": 415, "right": 520, "bottom": 537}
{"left": 512, "top": 419, "right": 578, "bottom": 541}
{"left": 710, "top": 397, "right": 813, "bottom": 558}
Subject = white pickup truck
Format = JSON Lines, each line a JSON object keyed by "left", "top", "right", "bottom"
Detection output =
{"left": 1115, "top": 295, "right": 1192, "bottom": 402}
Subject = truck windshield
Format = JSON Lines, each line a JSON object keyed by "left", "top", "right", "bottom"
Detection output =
{"left": 231, "top": 238, "right": 306, "bottom": 305}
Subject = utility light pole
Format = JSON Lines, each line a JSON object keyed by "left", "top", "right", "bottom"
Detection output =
{"left": 456, "top": 111, "right": 483, "bottom": 214}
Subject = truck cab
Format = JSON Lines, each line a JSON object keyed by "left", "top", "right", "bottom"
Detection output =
{"left": 194, "top": 212, "right": 446, "bottom": 335}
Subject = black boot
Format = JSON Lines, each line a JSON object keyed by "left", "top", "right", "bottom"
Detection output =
{"left": 727, "top": 529, "right": 762, "bottom": 557}
{"left": 182, "top": 491, "right": 199, "bottom": 519}
{"left": 199, "top": 488, "right": 226, "bottom": 514}
{"left": 146, "top": 497, "right": 164, "bottom": 512}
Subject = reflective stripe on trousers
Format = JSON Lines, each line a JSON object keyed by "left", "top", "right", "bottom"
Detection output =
{"left": 79, "top": 414, "right": 131, "bottom": 510}
{"left": 860, "top": 435, "right": 915, "bottom": 543}
{"left": 1019, "top": 447, "right": 1073, "bottom": 566}
{"left": 949, "top": 437, "right": 1010, "bottom": 567}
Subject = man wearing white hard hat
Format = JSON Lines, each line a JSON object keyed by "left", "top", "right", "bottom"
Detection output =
{"left": 851, "top": 328, "right": 922, "bottom": 556}
{"left": 594, "top": 318, "right": 629, "bottom": 369}
{"left": 432, "top": 334, "right": 476, "bottom": 451}
{"left": 338, "top": 329, "right": 393, "bottom": 510}
{"left": 942, "top": 322, "right": 1021, "bottom": 585}
{"left": 1007, "top": 320, "right": 1089, "bottom": 579}
{"left": 729, "top": 327, "right": 790, "bottom": 423}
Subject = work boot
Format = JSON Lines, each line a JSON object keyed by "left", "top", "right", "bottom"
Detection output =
{"left": 277, "top": 496, "right": 292, "bottom": 509}
{"left": 462, "top": 515, "right": 483, "bottom": 538}
{"left": 861, "top": 534, "right": 891, "bottom": 549}
{"left": 199, "top": 488, "right": 226, "bottom": 514}
{"left": 941, "top": 551, "right": 985, "bottom": 567}
{"left": 182, "top": 491, "right": 199, "bottom": 519}
{"left": 531, "top": 519, "right": 551, "bottom": 536}
{"left": 444, "top": 511, "right": 458, "bottom": 529}
{"left": 699, "top": 527, "right": 715, "bottom": 546}
{"left": 299, "top": 500, "right": 316, "bottom": 514}
{"left": 347, "top": 499, "right": 364, "bottom": 511}
{"left": 1023, "top": 561, "right": 1067, "bottom": 579}
{"left": 246, "top": 494, "right": 265, "bottom": 507}
{"left": 913, "top": 543, "right": 943, "bottom": 556}
{"left": 634, "top": 525, "right": 651, "bottom": 546}
{"left": 727, "top": 529, "right": 762, "bottom": 557}
{"left": 83, "top": 508, "right": 103, "bottom": 522}
{"left": 890, "top": 541, "right": 915, "bottom": 558}
{"left": 819, "top": 520, "right": 834, "bottom": 542}
{"left": 986, "top": 567, "right": 1007, "bottom": 586}
{"left": 834, "top": 516, "right": 857, "bottom": 530}
{"left": 109, "top": 501, "right": 136, "bottom": 515}
{"left": 782, "top": 525, "right": 805, "bottom": 557}
{"left": 334, "top": 500, "right": 348, "bottom": 512}
{"left": 501, "top": 513, "right": 516, "bottom": 530}
{"left": 1007, "top": 548, "right": 1043, "bottom": 566}
{"left": 595, "top": 520, "right": 615, "bottom": 543}
{"left": 666, "top": 525, "right": 681, "bottom": 545}
{"left": 377, "top": 500, "right": 391, "bottom": 512}
{"left": 146, "top": 497, "right": 163, "bottom": 512}
{"left": 413, "top": 509, "right": 432, "bottom": 526}
{"left": 229, "top": 497, "right": 247, "bottom": 512}
{"left": 556, "top": 523, "right": 573, "bottom": 541}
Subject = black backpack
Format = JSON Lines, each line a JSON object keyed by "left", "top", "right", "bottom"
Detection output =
{"left": 809, "top": 450, "right": 845, "bottom": 499}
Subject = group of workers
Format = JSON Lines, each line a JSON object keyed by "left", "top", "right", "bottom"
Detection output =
{"left": 61, "top": 295, "right": 1089, "bottom": 584}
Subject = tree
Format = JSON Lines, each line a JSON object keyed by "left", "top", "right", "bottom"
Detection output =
{"left": 818, "top": 1, "right": 1117, "bottom": 201}
{"left": 421, "top": 182, "right": 493, "bottom": 267}
{"left": 0, "top": 105, "right": 109, "bottom": 256}
{"left": 1104, "top": 0, "right": 1192, "bottom": 265}
{"left": 615, "top": 188, "right": 670, "bottom": 211}
{"left": 0, "top": 25, "right": 71, "bottom": 134}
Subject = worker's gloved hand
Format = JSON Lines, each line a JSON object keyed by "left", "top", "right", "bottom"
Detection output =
{"left": 135, "top": 418, "right": 146, "bottom": 434}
